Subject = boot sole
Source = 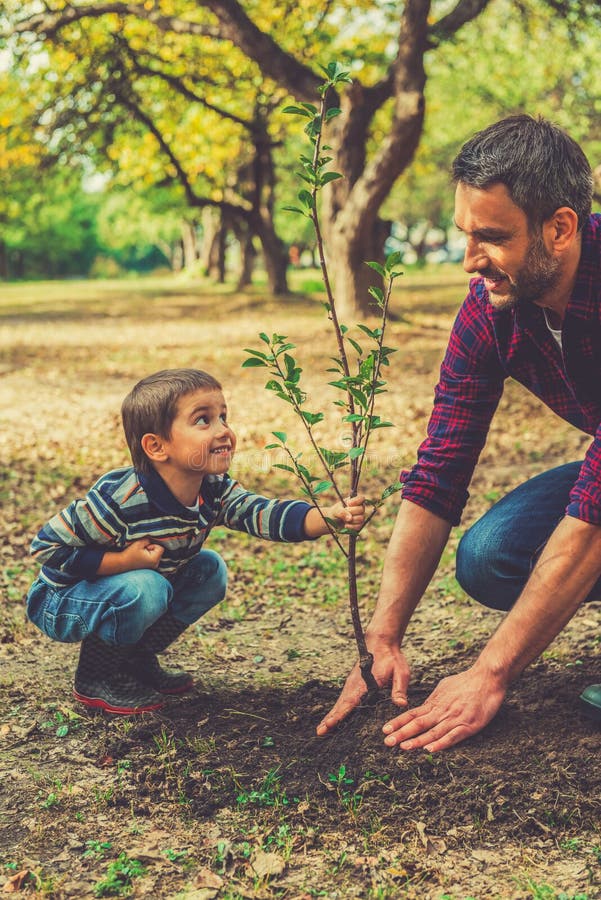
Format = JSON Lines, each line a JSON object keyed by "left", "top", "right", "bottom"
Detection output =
{"left": 156, "top": 678, "right": 194, "bottom": 695}
{"left": 73, "top": 689, "right": 164, "bottom": 715}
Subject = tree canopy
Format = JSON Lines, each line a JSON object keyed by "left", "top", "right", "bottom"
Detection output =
{"left": 2, "top": 0, "right": 601, "bottom": 305}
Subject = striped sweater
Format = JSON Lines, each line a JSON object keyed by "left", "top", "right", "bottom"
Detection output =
{"left": 31, "top": 466, "right": 313, "bottom": 589}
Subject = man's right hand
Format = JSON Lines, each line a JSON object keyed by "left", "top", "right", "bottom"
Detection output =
{"left": 316, "top": 640, "right": 410, "bottom": 736}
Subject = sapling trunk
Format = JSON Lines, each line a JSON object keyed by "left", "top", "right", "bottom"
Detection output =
{"left": 243, "top": 62, "right": 402, "bottom": 705}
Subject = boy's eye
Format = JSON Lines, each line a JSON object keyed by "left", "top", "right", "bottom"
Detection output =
{"left": 220, "top": 413, "right": 228, "bottom": 424}
{"left": 194, "top": 415, "right": 209, "bottom": 426}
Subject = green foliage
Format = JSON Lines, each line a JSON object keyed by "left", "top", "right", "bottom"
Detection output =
{"left": 93, "top": 853, "right": 146, "bottom": 897}
{"left": 243, "top": 64, "right": 403, "bottom": 685}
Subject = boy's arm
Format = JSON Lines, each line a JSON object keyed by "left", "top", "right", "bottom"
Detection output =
{"left": 96, "top": 539, "right": 164, "bottom": 575}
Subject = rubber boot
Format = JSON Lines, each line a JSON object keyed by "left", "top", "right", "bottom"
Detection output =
{"left": 128, "top": 612, "right": 194, "bottom": 694}
{"left": 579, "top": 684, "right": 601, "bottom": 721}
{"left": 74, "top": 634, "right": 165, "bottom": 714}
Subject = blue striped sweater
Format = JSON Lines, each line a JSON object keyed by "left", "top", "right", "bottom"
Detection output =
{"left": 30, "top": 466, "right": 313, "bottom": 589}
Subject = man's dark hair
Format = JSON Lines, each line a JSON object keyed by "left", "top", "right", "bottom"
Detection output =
{"left": 122, "top": 368, "right": 222, "bottom": 473}
{"left": 452, "top": 115, "right": 593, "bottom": 231}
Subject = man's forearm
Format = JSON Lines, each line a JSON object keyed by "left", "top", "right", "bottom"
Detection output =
{"left": 367, "top": 499, "right": 452, "bottom": 643}
{"left": 474, "top": 515, "right": 601, "bottom": 686}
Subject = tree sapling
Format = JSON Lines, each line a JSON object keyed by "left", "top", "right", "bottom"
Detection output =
{"left": 242, "top": 62, "right": 402, "bottom": 699}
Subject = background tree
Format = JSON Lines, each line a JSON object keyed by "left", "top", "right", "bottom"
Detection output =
{"left": 2, "top": 0, "right": 601, "bottom": 301}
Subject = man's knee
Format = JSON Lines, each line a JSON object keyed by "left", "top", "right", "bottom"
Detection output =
{"left": 455, "top": 521, "right": 523, "bottom": 612}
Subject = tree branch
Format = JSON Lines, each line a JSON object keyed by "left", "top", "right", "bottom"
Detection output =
{"left": 7, "top": 0, "right": 322, "bottom": 101}
{"left": 428, "top": 0, "right": 493, "bottom": 45}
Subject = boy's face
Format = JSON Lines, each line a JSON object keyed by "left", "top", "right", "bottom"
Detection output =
{"left": 161, "top": 388, "right": 236, "bottom": 478}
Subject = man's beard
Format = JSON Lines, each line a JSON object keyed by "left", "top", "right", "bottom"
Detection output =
{"left": 483, "top": 235, "right": 562, "bottom": 311}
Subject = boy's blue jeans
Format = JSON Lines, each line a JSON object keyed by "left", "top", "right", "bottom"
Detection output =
{"left": 456, "top": 461, "right": 601, "bottom": 611}
{"left": 26, "top": 549, "right": 227, "bottom": 646}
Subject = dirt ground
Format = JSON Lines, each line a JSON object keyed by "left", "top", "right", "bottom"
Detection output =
{"left": 1, "top": 273, "right": 600, "bottom": 899}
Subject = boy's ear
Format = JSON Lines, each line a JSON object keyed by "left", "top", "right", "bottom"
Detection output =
{"left": 140, "top": 432, "right": 169, "bottom": 463}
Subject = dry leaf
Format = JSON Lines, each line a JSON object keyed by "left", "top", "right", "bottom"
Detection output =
{"left": 195, "top": 868, "right": 223, "bottom": 890}
{"left": 251, "top": 850, "right": 286, "bottom": 878}
{"left": 3, "top": 870, "right": 30, "bottom": 893}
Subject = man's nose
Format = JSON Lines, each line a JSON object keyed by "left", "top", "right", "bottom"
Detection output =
{"left": 463, "top": 238, "right": 487, "bottom": 274}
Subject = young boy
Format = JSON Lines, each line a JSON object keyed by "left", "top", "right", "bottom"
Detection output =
{"left": 26, "top": 368, "right": 365, "bottom": 715}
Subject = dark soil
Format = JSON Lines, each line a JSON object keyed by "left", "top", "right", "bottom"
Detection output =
{"left": 1, "top": 277, "right": 601, "bottom": 898}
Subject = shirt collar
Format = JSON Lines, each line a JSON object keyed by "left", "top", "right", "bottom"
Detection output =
{"left": 138, "top": 467, "right": 198, "bottom": 519}
{"left": 564, "top": 213, "right": 601, "bottom": 321}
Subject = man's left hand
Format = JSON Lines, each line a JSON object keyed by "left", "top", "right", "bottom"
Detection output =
{"left": 381, "top": 666, "right": 507, "bottom": 753}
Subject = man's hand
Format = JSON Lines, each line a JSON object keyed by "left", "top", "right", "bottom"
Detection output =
{"left": 381, "top": 666, "right": 506, "bottom": 753}
{"left": 316, "top": 640, "right": 410, "bottom": 736}
{"left": 97, "top": 538, "right": 164, "bottom": 576}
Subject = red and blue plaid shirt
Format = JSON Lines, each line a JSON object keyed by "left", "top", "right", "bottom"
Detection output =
{"left": 401, "top": 213, "right": 601, "bottom": 526}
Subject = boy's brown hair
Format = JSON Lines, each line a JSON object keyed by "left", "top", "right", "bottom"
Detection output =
{"left": 122, "top": 368, "right": 222, "bottom": 474}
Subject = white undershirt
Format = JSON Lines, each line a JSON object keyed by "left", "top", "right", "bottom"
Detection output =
{"left": 543, "top": 308, "right": 563, "bottom": 351}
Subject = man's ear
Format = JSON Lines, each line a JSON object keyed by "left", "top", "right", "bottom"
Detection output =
{"left": 140, "top": 432, "right": 169, "bottom": 464}
{"left": 544, "top": 206, "right": 579, "bottom": 253}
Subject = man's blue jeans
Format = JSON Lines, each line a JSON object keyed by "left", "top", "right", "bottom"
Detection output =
{"left": 456, "top": 461, "right": 601, "bottom": 611}
{"left": 26, "top": 549, "right": 227, "bottom": 646}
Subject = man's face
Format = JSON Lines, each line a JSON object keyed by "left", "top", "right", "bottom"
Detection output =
{"left": 454, "top": 182, "right": 561, "bottom": 310}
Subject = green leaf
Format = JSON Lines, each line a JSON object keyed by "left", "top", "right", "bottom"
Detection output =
{"left": 241, "top": 357, "right": 268, "bottom": 368}
{"left": 282, "top": 205, "right": 309, "bottom": 216}
{"left": 368, "top": 286, "right": 384, "bottom": 304}
{"left": 298, "top": 189, "right": 314, "bottom": 209}
{"left": 259, "top": 333, "right": 270, "bottom": 344}
{"left": 357, "top": 324, "right": 379, "bottom": 340}
{"left": 282, "top": 105, "right": 313, "bottom": 118}
{"left": 312, "top": 480, "right": 333, "bottom": 495}
{"left": 385, "top": 251, "right": 403, "bottom": 270}
{"left": 382, "top": 481, "right": 403, "bottom": 500}
{"left": 343, "top": 414, "right": 365, "bottom": 423}
{"left": 320, "top": 447, "right": 349, "bottom": 468}
{"left": 325, "top": 107, "right": 342, "bottom": 120}
{"left": 347, "top": 338, "right": 363, "bottom": 357}
{"left": 365, "top": 260, "right": 386, "bottom": 277}
{"left": 297, "top": 463, "right": 312, "bottom": 482}
{"left": 348, "top": 446, "right": 365, "bottom": 459}
{"left": 274, "top": 463, "right": 295, "bottom": 473}
{"left": 272, "top": 431, "right": 287, "bottom": 443}
{"left": 320, "top": 171, "right": 343, "bottom": 185}
{"left": 301, "top": 411, "right": 324, "bottom": 425}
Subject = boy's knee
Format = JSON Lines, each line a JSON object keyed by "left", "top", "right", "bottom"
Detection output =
{"left": 121, "top": 569, "right": 172, "bottom": 617}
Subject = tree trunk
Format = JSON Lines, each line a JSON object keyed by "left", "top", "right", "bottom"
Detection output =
{"left": 253, "top": 215, "right": 289, "bottom": 295}
{"left": 236, "top": 229, "right": 256, "bottom": 289}
{"left": 181, "top": 219, "right": 198, "bottom": 269}
{"left": 330, "top": 215, "right": 391, "bottom": 318}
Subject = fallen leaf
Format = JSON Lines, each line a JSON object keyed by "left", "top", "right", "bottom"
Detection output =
{"left": 195, "top": 868, "right": 223, "bottom": 890}
{"left": 251, "top": 850, "right": 286, "bottom": 878}
{"left": 3, "top": 870, "right": 30, "bottom": 893}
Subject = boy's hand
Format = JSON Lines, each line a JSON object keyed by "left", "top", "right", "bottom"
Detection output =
{"left": 97, "top": 538, "right": 164, "bottom": 576}
{"left": 123, "top": 538, "right": 165, "bottom": 570}
{"left": 327, "top": 495, "right": 366, "bottom": 531}
{"left": 303, "top": 495, "right": 366, "bottom": 539}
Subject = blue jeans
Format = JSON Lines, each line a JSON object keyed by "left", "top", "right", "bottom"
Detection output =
{"left": 456, "top": 461, "right": 601, "bottom": 611}
{"left": 26, "top": 550, "right": 228, "bottom": 646}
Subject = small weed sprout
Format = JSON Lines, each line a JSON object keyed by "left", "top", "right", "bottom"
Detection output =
{"left": 242, "top": 62, "right": 402, "bottom": 694}
{"left": 93, "top": 853, "right": 146, "bottom": 897}
{"left": 83, "top": 840, "right": 113, "bottom": 859}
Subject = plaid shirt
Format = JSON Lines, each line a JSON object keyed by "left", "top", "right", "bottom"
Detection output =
{"left": 401, "top": 213, "right": 601, "bottom": 526}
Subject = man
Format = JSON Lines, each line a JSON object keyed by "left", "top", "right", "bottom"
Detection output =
{"left": 317, "top": 114, "right": 601, "bottom": 752}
